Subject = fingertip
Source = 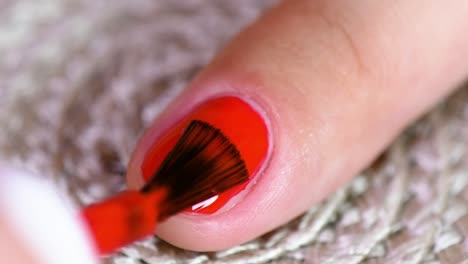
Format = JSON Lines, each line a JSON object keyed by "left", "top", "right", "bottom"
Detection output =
{"left": 154, "top": 210, "right": 261, "bottom": 252}
{"left": 125, "top": 90, "right": 277, "bottom": 251}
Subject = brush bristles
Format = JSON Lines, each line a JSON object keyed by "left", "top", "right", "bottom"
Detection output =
{"left": 141, "top": 120, "right": 249, "bottom": 219}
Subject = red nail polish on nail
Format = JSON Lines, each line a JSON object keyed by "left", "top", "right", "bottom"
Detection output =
{"left": 141, "top": 96, "right": 269, "bottom": 214}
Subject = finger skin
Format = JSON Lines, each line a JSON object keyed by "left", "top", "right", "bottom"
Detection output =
{"left": 0, "top": 216, "right": 37, "bottom": 264}
{"left": 128, "top": 0, "right": 468, "bottom": 251}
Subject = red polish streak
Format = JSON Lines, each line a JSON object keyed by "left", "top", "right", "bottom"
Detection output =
{"left": 141, "top": 96, "right": 269, "bottom": 214}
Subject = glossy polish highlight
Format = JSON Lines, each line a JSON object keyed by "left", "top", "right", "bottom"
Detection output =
{"left": 141, "top": 96, "right": 270, "bottom": 214}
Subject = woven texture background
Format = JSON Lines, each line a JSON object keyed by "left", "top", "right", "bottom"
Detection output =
{"left": 1, "top": 1, "right": 468, "bottom": 263}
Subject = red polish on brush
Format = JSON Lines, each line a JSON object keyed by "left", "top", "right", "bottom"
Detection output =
{"left": 140, "top": 96, "right": 269, "bottom": 214}
{"left": 81, "top": 120, "right": 250, "bottom": 255}
{"left": 82, "top": 96, "right": 270, "bottom": 255}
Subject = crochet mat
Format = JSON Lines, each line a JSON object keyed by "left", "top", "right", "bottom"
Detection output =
{"left": 1, "top": 1, "right": 468, "bottom": 263}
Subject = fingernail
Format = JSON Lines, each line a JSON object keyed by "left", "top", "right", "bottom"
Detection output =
{"left": 139, "top": 96, "right": 270, "bottom": 214}
{"left": 0, "top": 166, "right": 98, "bottom": 264}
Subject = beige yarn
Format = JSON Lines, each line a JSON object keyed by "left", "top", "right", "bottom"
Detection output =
{"left": 1, "top": 1, "right": 467, "bottom": 263}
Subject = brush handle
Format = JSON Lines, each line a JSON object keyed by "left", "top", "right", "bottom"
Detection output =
{"left": 81, "top": 190, "right": 166, "bottom": 255}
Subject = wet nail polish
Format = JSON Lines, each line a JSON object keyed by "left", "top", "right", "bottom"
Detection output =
{"left": 141, "top": 96, "right": 270, "bottom": 214}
